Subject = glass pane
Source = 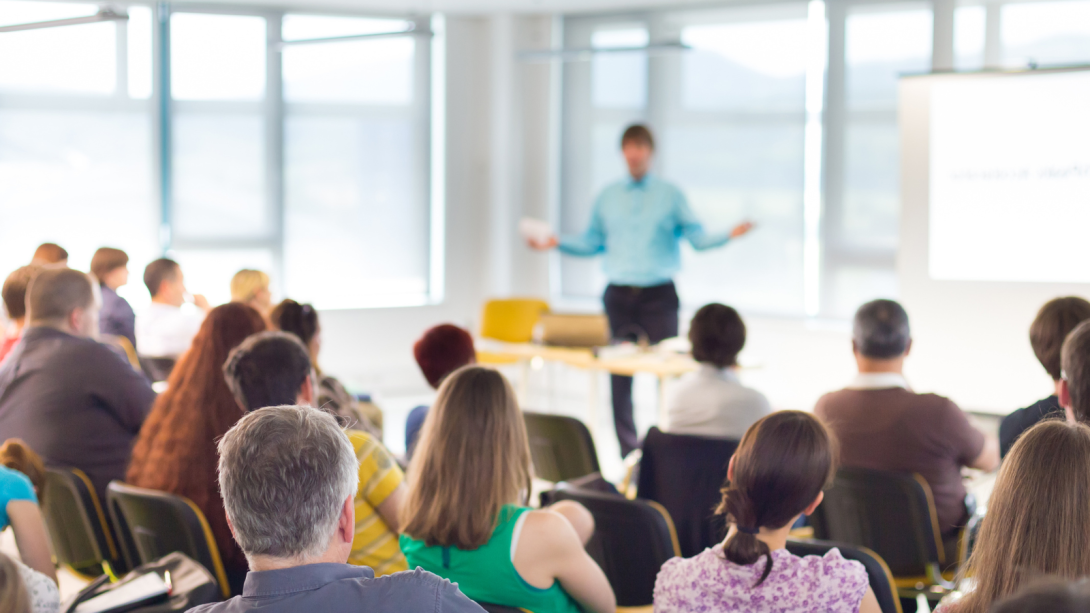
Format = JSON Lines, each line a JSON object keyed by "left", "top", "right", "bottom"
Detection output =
{"left": 128, "top": 5, "right": 154, "bottom": 99}
{"left": 841, "top": 120, "right": 900, "bottom": 251}
{"left": 846, "top": 7, "right": 932, "bottom": 109}
{"left": 955, "top": 5, "right": 986, "bottom": 71}
{"left": 0, "top": 1, "right": 115, "bottom": 95}
{"left": 169, "top": 249, "right": 276, "bottom": 308}
{"left": 668, "top": 122, "right": 806, "bottom": 316}
{"left": 0, "top": 108, "right": 158, "bottom": 279}
{"left": 171, "top": 13, "right": 266, "bottom": 101}
{"left": 1002, "top": 1, "right": 1090, "bottom": 68}
{"left": 681, "top": 19, "right": 808, "bottom": 112}
{"left": 283, "top": 37, "right": 414, "bottom": 104}
{"left": 284, "top": 115, "right": 427, "bottom": 308}
{"left": 591, "top": 28, "right": 647, "bottom": 109}
{"left": 282, "top": 14, "right": 411, "bottom": 40}
{"left": 172, "top": 114, "right": 268, "bottom": 238}
{"left": 826, "top": 266, "right": 899, "bottom": 319}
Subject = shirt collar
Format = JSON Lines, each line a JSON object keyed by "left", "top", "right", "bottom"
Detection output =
{"left": 699, "top": 363, "right": 740, "bottom": 383}
{"left": 846, "top": 372, "right": 911, "bottom": 391}
{"left": 627, "top": 173, "right": 654, "bottom": 189}
{"left": 242, "top": 563, "right": 374, "bottom": 597}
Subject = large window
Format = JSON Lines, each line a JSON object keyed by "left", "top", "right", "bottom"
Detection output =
{"left": 0, "top": 2, "right": 437, "bottom": 309}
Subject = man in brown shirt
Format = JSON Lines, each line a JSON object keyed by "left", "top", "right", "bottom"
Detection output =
{"left": 815, "top": 299, "right": 999, "bottom": 551}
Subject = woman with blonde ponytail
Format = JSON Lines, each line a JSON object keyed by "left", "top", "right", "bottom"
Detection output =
{"left": 654, "top": 410, "right": 880, "bottom": 613}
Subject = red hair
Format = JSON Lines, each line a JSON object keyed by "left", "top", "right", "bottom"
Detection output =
{"left": 413, "top": 324, "right": 476, "bottom": 389}
{"left": 127, "top": 303, "right": 266, "bottom": 575}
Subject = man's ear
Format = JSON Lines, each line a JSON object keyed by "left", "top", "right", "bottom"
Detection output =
{"left": 726, "top": 455, "right": 735, "bottom": 482}
{"left": 904, "top": 338, "right": 913, "bottom": 357}
{"left": 226, "top": 514, "right": 238, "bottom": 540}
{"left": 803, "top": 490, "right": 824, "bottom": 516}
{"left": 298, "top": 375, "right": 315, "bottom": 406}
{"left": 1060, "top": 378, "right": 1072, "bottom": 410}
{"left": 67, "top": 308, "right": 84, "bottom": 335}
{"left": 338, "top": 495, "right": 354, "bottom": 545}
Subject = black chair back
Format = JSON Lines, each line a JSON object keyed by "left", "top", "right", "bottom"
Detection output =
{"left": 636, "top": 426, "right": 739, "bottom": 558}
{"left": 787, "top": 538, "right": 903, "bottom": 613}
{"left": 107, "top": 481, "right": 230, "bottom": 599}
{"left": 810, "top": 467, "right": 944, "bottom": 578}
{"left": 523, "top": 412, "right": 600, "bottom": 483}
{"left": 41, "top": 468, "right": 123, "bottom": 578}
{"left": 140, "top": 357, "right": 176, "bottom": 383}
{"left": 550, "top": 484, "right": 680, "bottom": 607}
{"left": 477, "top": 604, "right": 527, "bottom": 613}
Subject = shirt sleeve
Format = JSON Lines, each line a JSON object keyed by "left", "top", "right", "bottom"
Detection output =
{"left": 358, "top": 437, "right": 404, "bottom": 509}
{"left": 674, "top": 189, "right": 731, "bottom": 251}
{"left": 558, "top": 193, "right": 607, "bottom": 257}
{"left": 435, "top": 575, "right": 486, "bottom": 613}
{"left": 1, "top": 469, "right": 37, "bottom": 506}
{"left": 939, "top": 398, "right": 987, "bottom": 466}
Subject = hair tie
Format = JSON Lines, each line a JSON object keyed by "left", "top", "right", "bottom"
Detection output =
{"left": 737, "top": 526, "right": 760, "bottom": 535}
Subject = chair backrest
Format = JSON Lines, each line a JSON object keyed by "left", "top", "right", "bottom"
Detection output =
{"left": 477, "top": 603, "right": 529, "bottom": 613}
{"left": 550, "top": 484, "right": 680, "bottom": 607}
{"left": 41, "top": 468, "right": 123, "bottom": 578}
{"left": 636, "top": 427, "right": 739, "bottom": 558}
{"left": 523, "top": 412, "right": 600, "bottom": 483}
{"left": 480, "top": 299, "right": 550, "bottom": 343}
{"left": 787, "top": 538, "right": 903, "bottom": 613}
{"left": 101, "top": 335, "right": 142, "bottom": 372}
{"left": 139, "top": 357, "right": 177, "bottom": 383}
{"left": 810, "top": 467, "right": 944, "bottom": 577}
{"left": 106, "top": 481, "right": 230, "bottom": 599}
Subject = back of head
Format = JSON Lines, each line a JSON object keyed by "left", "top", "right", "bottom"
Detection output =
{"left": 0, "top": 439, "right": 45, "bottom": 500}
{"left": 26, "top": 268, "right": 93, "bottom": 325}
{"left": 231, "top": 270, "right": 269, "bottom": 303}
{"left": 223, "top": 331, "right": 312, "bottom": 412}
{"left": 1031, "top": 297, "right": 1090, "bottom": 381}
{"left": 413, "top": 324, "right": 477, "bottom": 389}
{"left": 718, "top": 410, "right": 837, "bottom": 586}
{"left": 960, "top": 420, "right": 1090, "bottom": 613}
{"left": 1062, "top": 320, "right": 1090, "bottom": 424}
{"left": 143, "top": 258, "right": 179, "bottom": 297}
{"left": 2, "top": 266, "right": 43, "bottom": 321}
{"left": 689, "top": 303, "right": 746, "bottom": 368}
{"left": 31, "top": 243, "right": 67, "bottom": 266}
{"left": 269, "top": 299, "right": 319, "bottom": 347}
{"left": 90, "top": 248, "right": 129, "bottom": 281}
{"left": 990, "top": 579, "right": 1090, "bottom": 613}
{"left": 0, "top": 552, "right": 29, "bottom": 613}
{"left": 402, "top": 365, "right": 531, "bottom": 549}
{"left": 218, "top": 405, "right": 359, "bottom": 562}
{"left": 621, "top": 124, "right": 655, "bottom": 149}
{"left": 852, "top": 299, "right": 910, "bottom": 359}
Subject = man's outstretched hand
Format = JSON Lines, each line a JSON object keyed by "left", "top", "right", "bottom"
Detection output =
{"left": 528, "top": 236, "right": 559, "bottom": 251}
{"left": 730, "top": 221, "right": 755, "bottom": 239}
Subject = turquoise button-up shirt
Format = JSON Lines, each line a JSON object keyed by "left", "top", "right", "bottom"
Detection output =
{"left": 559, "top": 174, "right": 730, "bottom": 287}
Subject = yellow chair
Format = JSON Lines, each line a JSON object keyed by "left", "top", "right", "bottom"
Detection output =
{"left": 477, "top": 298, "right": 549, "bottom": 365}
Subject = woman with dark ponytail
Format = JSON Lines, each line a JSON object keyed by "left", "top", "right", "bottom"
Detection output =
{"left": 654, "top": 411, "right": 880, "bottom": 613}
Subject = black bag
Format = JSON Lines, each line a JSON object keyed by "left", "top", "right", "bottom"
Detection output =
{"left": 63, "top": 552, "right": 222, "bottom": 613}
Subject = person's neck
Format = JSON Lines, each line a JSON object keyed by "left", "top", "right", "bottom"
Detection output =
{"left": 856, "top": 357, "right": 904, "bottom": 374}
{"left": 248, "top": 548, "right": 346, "bottom": 572}
{"left": 723, "top": 519, "right": 797, "bottom": 552}
{"left": 629, "top": 170, "right": 648, "bottom": 183}
{"left": 151, "top": 295, "right": 180, "bottom": 307}
{"left": 28, "top": 320, "right": 77, "bottom": 336}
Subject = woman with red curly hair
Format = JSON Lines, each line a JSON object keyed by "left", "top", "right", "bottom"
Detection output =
{"left": 126, "top": 303, "right": 266, "bottom": 593}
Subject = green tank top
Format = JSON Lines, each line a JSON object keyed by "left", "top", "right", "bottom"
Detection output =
{"left": 400, "top": 505, "right": 584, "bottom": 613}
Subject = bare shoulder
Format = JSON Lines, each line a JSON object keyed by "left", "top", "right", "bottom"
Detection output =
{"left": 518, "top": 509, "right": 582, "bottom": 557}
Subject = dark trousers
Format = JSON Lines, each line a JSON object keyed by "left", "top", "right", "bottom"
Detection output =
{"left": 603, "top": 282, "right": 680, "bottom": 457}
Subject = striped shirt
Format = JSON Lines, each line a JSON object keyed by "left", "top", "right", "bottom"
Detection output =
{"left": 346, "top": 431, "right": 407, "bottom": 576}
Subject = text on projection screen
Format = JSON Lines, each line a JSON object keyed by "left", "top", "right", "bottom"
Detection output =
{"left": 929, "top": 71, "right": 1090, "bottom": 283}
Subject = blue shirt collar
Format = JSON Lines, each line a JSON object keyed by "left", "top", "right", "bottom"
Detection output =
{"left": 627, "top": 173, "right": 654, "bottom": 189}
{"left": 242, "top": 563, "right": 375, "bottom": 597}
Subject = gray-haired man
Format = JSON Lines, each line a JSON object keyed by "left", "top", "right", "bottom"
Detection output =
{"left": 188, "top": 405, "right": 483, "bottom": 613}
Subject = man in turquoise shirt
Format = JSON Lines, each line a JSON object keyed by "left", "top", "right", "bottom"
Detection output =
{"left": 531, "top": 125, "right": 751, "bottom": 456}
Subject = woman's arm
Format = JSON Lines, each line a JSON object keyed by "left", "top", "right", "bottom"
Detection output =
{"left": 515, "top": 510, "right": 616, "bottom": 613}
{"left": 7, "top": 501, "right": 56, "bottom": 582}
{"left": 858, "top": 587, "right": 881, "bottom": 613}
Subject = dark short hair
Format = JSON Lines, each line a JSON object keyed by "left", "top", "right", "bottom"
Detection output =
{"left": 223, "top": 331, "right": 312, "bottom": 412}
{"left": 413, "top": 324, "right": 476, "bottom": 389}
{"left": 1062, "top": 321, "right": 1090, "bottom": 424}
{"left": 32, "top": 243, "right": 67, "bottom": 265}
{"left": 991, "top": 579, "right": 1090, "bottom": 613}
{"left": 1031, "top": 297, "right": 1090, "bottom": 381}
{"left": 26, "top": 268, "right": 93, "bottom": 323}
{"left": 90, "top": 247, "right": 129, "bottom": 280}
{"left": 620, "top": 124, "right": 654, "bottom": 150}
{"left": 689, "top": 303, "right": 746, "bottom": 368}
{"left": 270, "top": 299, "right": 319, "bottom": 347}
{"left": 2, "top": 266, "right": 43, "bottom": 320}
{"left": 853, "top": 299, "right": 910, "bottom": 359}
{"left": 143, "top": 258, "right": 179, "bottom": 296}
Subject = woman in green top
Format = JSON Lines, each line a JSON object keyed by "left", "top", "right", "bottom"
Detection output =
{"left": 400, "top": 366, "right": 616, "bottom": 613}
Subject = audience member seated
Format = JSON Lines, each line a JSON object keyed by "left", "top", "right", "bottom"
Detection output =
{"left": 654, "top": 410, "right": 878, "bottom": 613}
{"left": 135, "top": 258, "right": 210, "bottom": 358}
{"left": 270, "top": 300, "right": 382, "bottom": 437}
{"left": 935, "top": 421, "right": 1090, "bottom": 613}
{"left": 1059, "top": 319, "right": 1090, "bottom": 424}
{"left": 90, "top": 247, "right": 137, "bottom": 351}
{"left": 0, "top": 266, "right": 42, "bottom": 364}
{"left": 0, "top": 440, "right": 55, "bottom": 583}
{"left": 999, "top": 297, "right": 1090, "bottom": 456}
{"left": 663, "top": 303, "right": 770, "bottom": 438}
{"left": 190, "top": 405, "right": 482, "bottom": 613}
{"left": 404, "top": 324, "right": 476, "bottom": 459}
{"left": 814, "top": 299, "right": 998, "bottom": 561}
{"left": 988, "top": 580, "right": 1090, "bottom": 613}
{"left": 222, "top": 332, "right": 408, "bottom": 576}
{"left": 127, "top": 303, "right": 265, "bottom": 588}
{"left": 29, "top": 243, "right": 66, "bottom": 268}
{"left": 230, "top": 270, "right": 272, "bottom": 321}
{"left": 0, "top": 551, "right": 59, "bottom": 613}
{"left": 400, "top": 366, "right": 615, "bottom": 613}
{"left": 0, "top": 268, "right": 155, "bottom": 501}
